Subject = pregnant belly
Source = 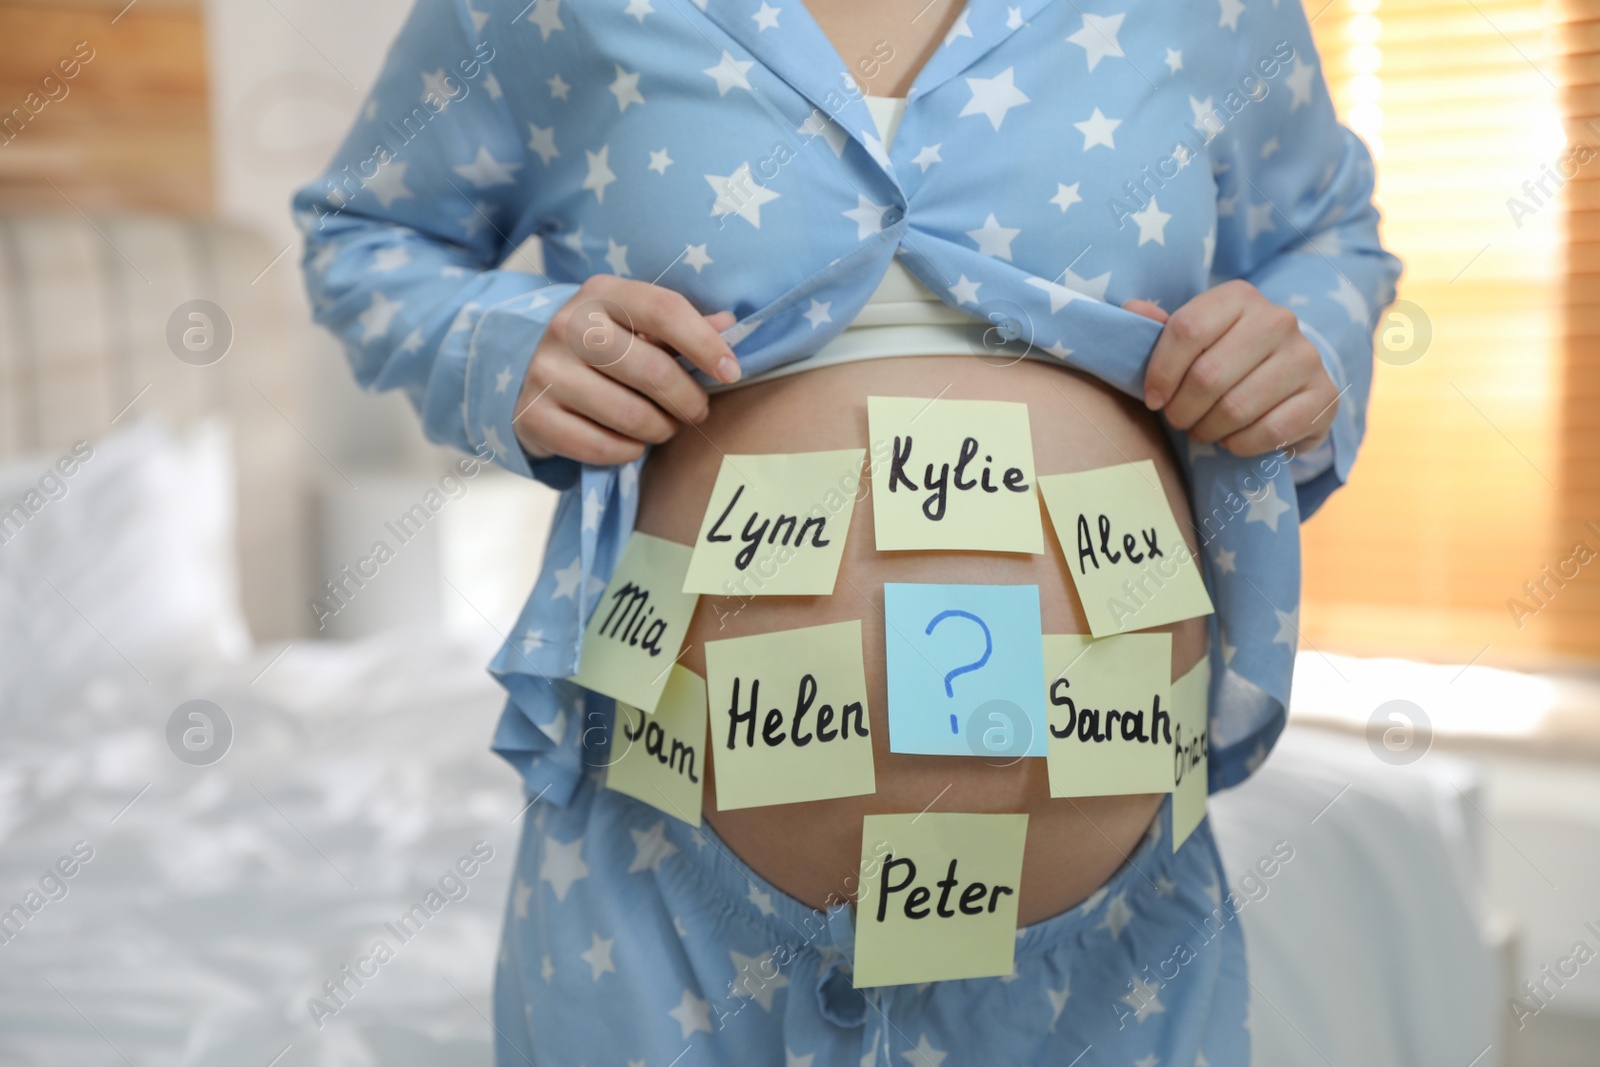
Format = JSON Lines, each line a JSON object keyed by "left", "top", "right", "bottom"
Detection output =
{"left": 633, "top": 354, "right": 1207, "bottom": 927}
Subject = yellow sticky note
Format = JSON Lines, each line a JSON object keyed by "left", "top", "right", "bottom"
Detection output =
{"left": 605, "top": 665, "right": 707, "bottom": 827}
{"left": 1171, "top": 656, "right": 1210, "bottom": 851}
{"left": 704, "top": 620, "right": 877, "bottom": 810}
{"left": 1043, "top": 632, "right": 1174, "bottom": 797}
{"left": 853, "top": 813, "right": 1028, "bottom": 987}
{"left": 1038, "top": 460, "right": 1214, "bottom": 636}
{"left": 866, "top": 396, "right": 1043, "bottom": 554}
{"left": 683, "top": 450, "right": 866, "bottom": 597}
{"left": 570, "top": 532, "right": 700, "bottom": 712}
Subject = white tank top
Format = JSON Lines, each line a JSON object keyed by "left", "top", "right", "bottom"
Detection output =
{"left": 723, "top": 94, "right": 1038, "bottom": 390}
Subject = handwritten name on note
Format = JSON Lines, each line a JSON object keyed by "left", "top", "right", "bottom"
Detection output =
{"left": 683, "top": 450, "right": 865, "bottom": 597}
{"left": 1171, "top": 657, "right": 1210, "bottom": 851}
{"left": 853, "top": 813, "right": 1028, "bottom": 987}
{"left": 1043, "top": 632, "right": 1175, "bottom": 798}
{"left": 703, "top": 620, "right": 876, "bottom": 810}
{"left": 570, "top": 532, "right": 699, "bottom": 712}
{"left": 867, "top": 397, "right": 1043, "bottom": 554}
{"left": 1038, "top": 460, "right": 1214, "bottom": 636}
{"left": 605, "top": 665, "right": 707, "bottom": 827}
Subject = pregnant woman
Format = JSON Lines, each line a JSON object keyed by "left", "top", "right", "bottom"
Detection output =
{"left": 294, "top": 0, "right": 1399, "bottom": 1062}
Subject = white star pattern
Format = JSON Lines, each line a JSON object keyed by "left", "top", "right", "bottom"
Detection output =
{"left": 704, "top": 51, "right": 756, "bottom": 95}
{"left": 526, "top": 0, "right": 563, "bottom": 39}
{"left": 453, "top": 146, "right": 521, "bottom": 188}
{"left": 958, "top": 67, "right": 1030, "bottom": 131}
{"left": 527, "top": 123, "right": 558, "bottom": 164}
{"left": 551, "top": 556, "right": 583, "bottom": 600}
{"left": 609, "top": 65, "right": 645, "bottom": 111}
{"left": 949, "top": 275, "right": 982, "bottom": 304}
{"left": 1245, "top": 481, "right": 1291, "bottom": 531}
{"left": 1048, "top": 982, "right": 1070, "bottom": 1031}
{"left": 900, "top": 1035, "right": 947, "bottom": 1066}
{"left": 580, "top": 931, "right": 616, "bottom": 979}
{"left": 1328, "top": 274, "right": 1370, "bottom": 324}
{"left": 519, "top": 628, "right": 544, "bottom": 655}
{"left": 648, "top": 148, "right": 673, "bottom": 173}
{"left": 1130, "top": 198, "right": 1173, "bottom": 246}
{"left": 803, "top": 299, "right": 832, "bottom": 328}
{"left": 729, "top": 949, "right": 789, "bottom": 1010}
{"left": 583, "top": 145, "right": 617, "bottom": 203}
{"left": 370, "top": 245, "right": 410, "bottom": 272}
{"left": 512, "top": 878, "right": 532, "bottom": 919}
{"left": 1272, "top": 606, "right": 1299, "bottom": 646}
{"left": 364, "top": 161, "right": 412, "bottom": 208}
{"left": 747, "top": 884, "right": 777, "bottom": 916}
{"left": 1165, "top": 48, "right": 1184, "bottom": 74}
{"left": 1124, "top": 976, "right": 1167, "bottom": 1023}
{"left": 683, "top": 243, "right": 712, "bottom": 271}
{"left": 627, "top": 821, "right": 678, "bottom": 873}
{"left": 1245, "top": 200, "right": 1277, "bottom": 241}
{"left": 1097, "top": 890, "right": 1135, "bottom": 938}
{"left": 358, "top": 292, "right": 403, "bottom": 341}
{"left": 1075, "top": 107, "right": 1122, "bottom": 150}
{"left": 843, "top": 194, "right": 891, "bottom": 239}
{"left": 1066, "top": 13, "right": 1125, "bottom": 72}
{"left": 1218, "top": 0, "right": 1245, "bottom": 32}
{"left": 967, "top": 213, "right": 1021, "bottom": 259}
{"left": 668, "top": 988, "right": 713, "bottom": 1038}
{"left": 706, "top": 163, "right": 780, "bottom": 228}
{"left": 604, "top": 237, "right": 631, "bottom": 276}
{"left": 539, "top": 836, "right": 588, "bottom": 901}
{"left": 1049, "top": 182, "right": 1082, "bottom": 212}
{"left": 1285, "top": 59, "right": 1316, "bottom": 111}
{"left": 752, "top": 1, "right": 780, "bottom": 30}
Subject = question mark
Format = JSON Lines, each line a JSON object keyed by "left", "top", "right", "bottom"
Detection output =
{"left": 925, "top": 610, "right": 993, "bottom": 733}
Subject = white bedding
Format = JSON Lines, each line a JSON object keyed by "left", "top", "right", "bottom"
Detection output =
{"left": 1210, "top": 724, "right": 1504, "bottom": 1066}
{"left": 0, "top": 629, "right": 521, "bottom": 1066}
{"left": 0, "top": 625, "right": 1505, "bottom": 1066}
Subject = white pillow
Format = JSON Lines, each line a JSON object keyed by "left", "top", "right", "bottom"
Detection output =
{"left": 0, "top": 417, "right": 251, "bottom": 701}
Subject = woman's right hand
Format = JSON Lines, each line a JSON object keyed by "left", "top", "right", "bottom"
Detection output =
{"left": 512, "top": 275, "right": 742, "bottom": 466}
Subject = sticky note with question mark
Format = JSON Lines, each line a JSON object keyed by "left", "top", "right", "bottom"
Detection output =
{"left": 883, "top": 583, "right": 1047, "bottom": 757}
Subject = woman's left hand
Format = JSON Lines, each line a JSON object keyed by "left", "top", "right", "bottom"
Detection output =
{"left": 1126, "top": 279, "right": 1340, "bottom": 458}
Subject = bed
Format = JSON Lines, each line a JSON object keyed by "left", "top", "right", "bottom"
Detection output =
{"left": 0, "top": 214, "right": 1506, "bottom": 1066}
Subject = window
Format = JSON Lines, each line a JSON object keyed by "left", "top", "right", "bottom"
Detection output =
{"left": 1299, "top": 0, "right": 1597, "bottom": 664}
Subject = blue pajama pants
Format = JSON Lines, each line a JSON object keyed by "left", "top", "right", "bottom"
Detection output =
{"left": 494, "top": 770, "right": 1250, "bottom": 1066}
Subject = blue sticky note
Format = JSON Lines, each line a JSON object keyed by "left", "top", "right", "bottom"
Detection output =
{"left": 883, "top": 583, "right": 1048, "bottom": 757}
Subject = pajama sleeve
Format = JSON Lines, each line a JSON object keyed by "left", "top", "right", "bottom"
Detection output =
{"left": 1208, "top": 0, "right": 1404, "bottom": 518}
{"left": 290, "top": 0, "right": 582, "bottom": 490}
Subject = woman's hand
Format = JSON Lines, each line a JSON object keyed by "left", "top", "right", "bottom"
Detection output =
{"left": 513, "top": 275, "right": 741, "bottom": 466}
{"left": 1126, "top": 279, "right": 1339, "bottom": 458}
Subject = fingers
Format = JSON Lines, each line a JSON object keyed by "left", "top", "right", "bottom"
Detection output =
{"left": 1142, "top": 281, "right": 1253, "bottom": 409}
{"left": 514, "top": 399, "right": 648, "bottom": 467}
{"left": 1162, "top": 292, "right": 1305, "bottom": 429}
{"left": 578, "top": 276, "right": 741, "bottom": 384}
{"left": 547, "top": 354, "right": 683, "bottom": 445}
{"left": 1220, "top": 387, "right": 1334, "bottom": 457}
{"left": 588, "top": 330, "right": 711, "bottom": 424}
{"left": 1122, "top": 299, "right": 1170, "bottom": 325}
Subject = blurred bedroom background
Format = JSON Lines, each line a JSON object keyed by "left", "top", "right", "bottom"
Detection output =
{"left": 0, "top": 0, "right": 1596, "bottom": 1064}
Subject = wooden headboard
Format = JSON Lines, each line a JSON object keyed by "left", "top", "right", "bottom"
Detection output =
{"left": 0, "top": 213, "right": 311, "bottom": 642}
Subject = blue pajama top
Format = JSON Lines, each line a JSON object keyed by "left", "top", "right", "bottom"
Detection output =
{"left": 292, "top": 0, "right": 1402, "bottom": 804}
